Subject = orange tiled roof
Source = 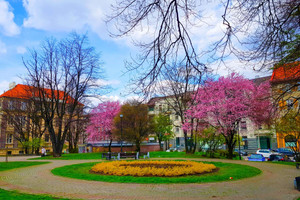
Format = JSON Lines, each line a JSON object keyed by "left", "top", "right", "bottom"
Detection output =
{"left": 270, "top": 61, "right": 300, "bottom": 83}
{"left": 0, "top": 84, "right": 83, "bottom": 105}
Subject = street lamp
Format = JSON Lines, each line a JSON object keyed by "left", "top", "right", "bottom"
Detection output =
{"left": 120, "top": 114, "right": 123, "bottom": 153}
{"left": 237, "top": 120, "right": 241, "bottom": 160}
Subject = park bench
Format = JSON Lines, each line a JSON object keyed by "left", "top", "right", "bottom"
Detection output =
{"left": 136, "top": 152, "right": 150, "bottom": 159}
{"left": 118, "top": 152, "right": 137, "bottom": 159}
{"left": 102, "top": 152, "right": 118, "bottom": 160}
{"left": 102, "top": 152, "right": 150, "bottom": 160}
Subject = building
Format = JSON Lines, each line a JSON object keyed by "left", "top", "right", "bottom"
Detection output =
{"left": 148, "top": 96, "right": 186, "bottom": 149}
{"left": 270, "top": 61, "right": 300, "bottom": 150}
{"left": 0, "top": 83, "right": 84, "bottom": 156}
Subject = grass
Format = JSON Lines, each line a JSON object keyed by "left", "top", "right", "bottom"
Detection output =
{"left": 30, "top": 151, "right": 242, "bottom": 160}
{"left": 51, "top": 160, "right": 261, "bottom": 184}
{"left": 0, "top": 188, "right": 71, "bottom": 200}
{"left": 0, "top": 161, "right": 50, "bottom": 171}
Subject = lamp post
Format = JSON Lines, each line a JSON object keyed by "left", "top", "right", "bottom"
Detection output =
{"left": 237, "top": 120, "right": 241, "bottom": 160}
{"left": 120, "top": 114, "right": 123, "bottom": 153}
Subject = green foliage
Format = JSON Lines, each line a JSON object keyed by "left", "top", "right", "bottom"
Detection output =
{"left": 152, "top": 113, "right": 174, "bottom": 145}
{"left": 0, "top": 161, "right": 49, "bottom": 171}
{"left": 278, "top": 34, "right": 300, "bottom": 64}
{"left": 200, "top": 127, "right": 225, "bottom": 157}
{"left": 52, "top": 161, "right": 261, "bottom": 184}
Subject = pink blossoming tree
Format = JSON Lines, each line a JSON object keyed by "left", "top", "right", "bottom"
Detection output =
{"left": 184, "top": 73, "right": 273, "bottom": 159}
{"left": 86, "top": 101, "right": 121, "bottom": 152}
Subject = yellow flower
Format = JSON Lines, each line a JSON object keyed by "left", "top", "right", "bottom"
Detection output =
{"left": 91, "top": 160, "right": 216, "bottom": 177}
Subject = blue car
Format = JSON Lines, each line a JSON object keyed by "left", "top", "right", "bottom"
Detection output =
{"left": 248, "top": 154, "right": 265, "bottom": 161}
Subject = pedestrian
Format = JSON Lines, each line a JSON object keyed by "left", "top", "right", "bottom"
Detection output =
{"left": 41, "top": 147, "right": 46, "bottom": 157}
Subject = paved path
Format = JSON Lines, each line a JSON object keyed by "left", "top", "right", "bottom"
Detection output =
{"left": 0, "top": 156, "right": 299, "bottom": 200}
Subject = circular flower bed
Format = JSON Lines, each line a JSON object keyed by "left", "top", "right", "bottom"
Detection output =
{"left": 91, "top": 160, "right": 216, "bottom": 177}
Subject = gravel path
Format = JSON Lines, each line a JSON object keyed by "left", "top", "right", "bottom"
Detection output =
{"left": 0, "top": 156, "right": 299, "bottom": 200}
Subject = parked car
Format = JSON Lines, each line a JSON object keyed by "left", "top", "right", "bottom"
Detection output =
{"left": 235, "top": 149, "right": 248, "bottom": 156}
{"left": 166, "top": 147, "right": 182, "bottom": 152}
{"left": 268, "top": 154, "right": 285, "bottom": 161}
{"left": 276, "top": 148, "right": 295, "bottom": 157}
{"left": 256, "top": 149, "right": 278, "bottom": 158}
{"left": 248, "top": 154, "right": 265, "bottom": 162}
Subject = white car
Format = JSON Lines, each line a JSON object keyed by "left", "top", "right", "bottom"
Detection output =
{"left": 256, "top": 149, "right": 278, "bottom": 158}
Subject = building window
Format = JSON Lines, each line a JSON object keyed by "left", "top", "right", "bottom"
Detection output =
{"left": 176, "top": 127, "right": 179, "bottom": 133}
{"left": 285, "top": 135, "right": 297, "bottom": 147}
{"left": 21, "top": 102, "right": 27, "bottom": 110}
{"left": 20, "top": 116, "right": 26, "bottom": 127}
{"left": 8, "top": 101, "right": 14, "bottom": 110}
{"left": 175, "top": 115, "right": 179, "bottom": 120}
{"left": 240, "top": 121, "right": 247, "bottom": 130}
{"left": 6, "top": 134, "right": 12, "bottom": 144}
{"left": 148, "top": 107, "right": 154, "bottom": 111}
{"left": 45, "top": 134, "right": 50, "bottom": 142}
{"left": 242, "top": 136, "right": 248, "bottom": 150}
{"left": 7, "top": 116, "right": 14, "bottom": 126}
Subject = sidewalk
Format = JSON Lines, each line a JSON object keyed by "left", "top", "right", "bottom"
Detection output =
{"left": 0, "top": 158, "right": 299, "bottom": 200}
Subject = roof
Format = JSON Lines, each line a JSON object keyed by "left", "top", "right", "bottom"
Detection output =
{"left": 0, "top": 84, "right": 83, "bottom": 105}
{"left": 251, "top": 76, "right": 271, "bottom": 85}
{"left": 270, "top": 61, "right": 300, "bottom": 83}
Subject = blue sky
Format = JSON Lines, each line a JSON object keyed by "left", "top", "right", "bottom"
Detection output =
{"left": 0, "top": 0, "right": 271, "bottom": 105}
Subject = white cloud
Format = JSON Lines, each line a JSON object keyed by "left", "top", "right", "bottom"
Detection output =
{"left": 23, "top": 0, "right": 111, "bottom": 39}
{"left": 0, "top": 40, "right": 7, "bottom": 54}
{"left": 16, "top": 46, "right": 27, "bottom": 54}
{"left": 0, "top": 0, "right": 20, "bottom": 36}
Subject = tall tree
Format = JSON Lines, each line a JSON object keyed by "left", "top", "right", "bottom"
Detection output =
{"left": 24, "top": 33, "right": 103, "bottom": 157}
{"left": 152, "top": 113, "right": 174, "bottom": 151}
{"left": 184, "top": 73, "right": 273, "bottom": 159}
{"left": 114, "top": 101, "right": 152, "bottom": 152}
{"left": 86, "top": 101, "right": 121, "bottom": 152}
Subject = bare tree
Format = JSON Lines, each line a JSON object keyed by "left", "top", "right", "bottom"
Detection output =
{"left": 108, "top": 0, "right": 207, "bottom": 96}
{"left": 23, "top": 33, "right": 104, "bottom": 157}
{"left": 2, "top": 94, "right": 46, "bottom": 155}
{"left": 151, "top": 65, "right": 203, "bottom": 153}
{"left": 109, "top": 0, "right": 299, "bottom": 97}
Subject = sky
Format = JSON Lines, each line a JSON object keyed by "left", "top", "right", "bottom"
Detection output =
{"left": 0, "top": 0, "right": 272, "bottom": 106}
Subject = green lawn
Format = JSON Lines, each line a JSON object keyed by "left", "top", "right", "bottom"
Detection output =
{"left": 0, "top": 189, "right": 71, "bottom": 200}
{"left": 51, "top": 161, "right": 261, "bottom": 184}
{"left": 30, "top": 151, "right": 242, "bottom": 160}
{"left": 29, "top": 152, "right": 103, "bottom": 160}
{"left": 0, "top": 161, "right": 50, "bottom": 171}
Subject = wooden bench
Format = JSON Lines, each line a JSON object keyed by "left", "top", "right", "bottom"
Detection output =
{"left": 118, "top": 152, "right": 137, "bottom": 159}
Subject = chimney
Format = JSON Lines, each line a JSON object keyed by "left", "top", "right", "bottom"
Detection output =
{"left": 9, "top": 82, "right": 16, "bottom": 90}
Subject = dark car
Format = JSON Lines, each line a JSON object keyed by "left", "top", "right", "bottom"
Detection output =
{"left": 248, "top": 154, "right": 265, "bottom": 162}
{"left": 276, "top": 148, "right": 295, "bottom": 156}
{"left": 268, "top": 154, "right": 285, "bottom": 161}
{"left": 235, "top": 149, "right": 248, "bottom": 156}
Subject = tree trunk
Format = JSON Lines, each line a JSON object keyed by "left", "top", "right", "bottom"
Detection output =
{"left": 158, "top": 138, "right": 162, "bottom": 151}
{"left": 184, "top": 130, "right": 190, "bottom": 153}
{"left": 135, "top": 139, "right": 141, "bottom": 152}
{"left": 108, "top": 139, "right": 112, "bottom": 152}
